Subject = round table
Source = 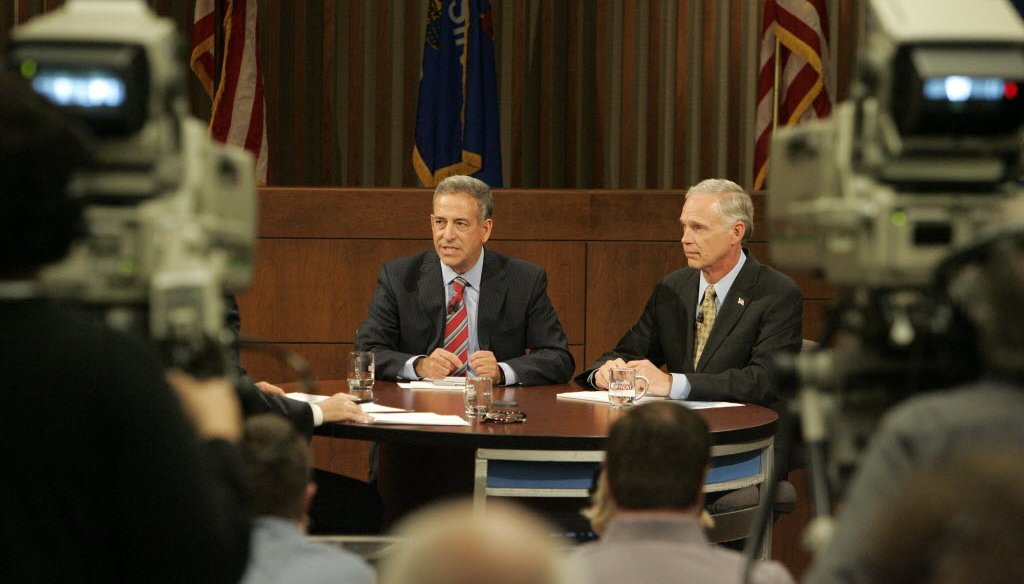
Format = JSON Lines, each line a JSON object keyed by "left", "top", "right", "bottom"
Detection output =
{"left": 301, "top": 381, "right": 778, "bottom": 528}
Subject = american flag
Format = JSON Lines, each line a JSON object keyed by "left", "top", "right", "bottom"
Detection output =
{"left": 753, "top": 0, "right": 832, "bottom": 191}
{"left": 190, "top": 0, "right": 268, "bottom": 184}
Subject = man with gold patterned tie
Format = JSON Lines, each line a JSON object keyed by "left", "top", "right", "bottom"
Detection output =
{"left": 576, "top": 179, "right": 803, "bottom": 407}
{"left": 356, "top": 175, "right": 574, "bottom": 386}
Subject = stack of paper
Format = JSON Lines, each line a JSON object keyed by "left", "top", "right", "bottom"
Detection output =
{"left": 556, "top": 390, "right": 742, "bottom": 410}
{"left": 367, "top": 413, "right": 470, "bottom": 426}
{"left": 397, "top": 377, "right": 467, "bottom": 391}
{"left": 284, "top": 392, "right": 469, "bottom": 425}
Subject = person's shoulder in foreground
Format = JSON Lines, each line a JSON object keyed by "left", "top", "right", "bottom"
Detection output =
{"left": 573, "top": 514, "right": 794, "bottom": 584}
{"left": 242, "top": 516, "right": 374, "bottom": 584}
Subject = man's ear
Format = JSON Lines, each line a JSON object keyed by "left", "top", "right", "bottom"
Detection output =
{"left": 732, "top": 220, "right": 746, "bottom": 244}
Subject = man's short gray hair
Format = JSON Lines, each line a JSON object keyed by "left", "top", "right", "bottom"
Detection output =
{"left": 434, "top": 175, "right": 494, "bottom": 221}
{"left": 685, "top": 178, "right": 754, "bottom": 244}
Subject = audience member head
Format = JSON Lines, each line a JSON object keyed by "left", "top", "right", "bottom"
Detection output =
{"left": 0, "top": 71, "right": 92, "bottom": 278}
{"left": 684, "top": 178, "right": 754, "bottom": 245}
{"left": 864, "top": 451, "right": 1024, "bottom": 584}
{"left": 379, "top": 498, "right": 571, "bottom": 584}
{"left": 240, "top": 414, "right": 314, "bottom": 523}
{"left": 953, "top": 237, "right": 1024, "bottom": 378}
{"left": 431, "top": 175, "right": 494, "bottom": 273}
{"left": 604, "top": 400, "right": 711, "bottom": 511}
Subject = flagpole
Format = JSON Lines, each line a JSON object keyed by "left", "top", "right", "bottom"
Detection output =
{"left": 771, "top": 33, "right": 780, "bottom": 133}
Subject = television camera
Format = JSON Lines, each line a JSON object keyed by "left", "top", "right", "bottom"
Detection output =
{"left": 6, "top": 0, "right": 257, "bottom": 376}
{"left": 767, "top": 0, "right": 1024, "bottom": 552}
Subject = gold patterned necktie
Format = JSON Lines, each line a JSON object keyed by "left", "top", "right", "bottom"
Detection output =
{"left": 694, "top": 284, "right": 717, "bottom": 367}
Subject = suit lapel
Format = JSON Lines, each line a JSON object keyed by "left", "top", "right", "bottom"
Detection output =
{"left": 418, "top": 255, "right": 447, "bottom": 349}
{"left": 476, "top": 250, "right": 507, "bottom": 350}
{"left": 696, "top": 252, "right": 757, "bottom": 371}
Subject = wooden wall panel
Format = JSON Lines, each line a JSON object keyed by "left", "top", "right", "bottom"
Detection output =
{"left": 239, "top": 239, "right": 423, "bottom": 341}
{"left": 241, "top": 342, "right": 355, "bottom": 385}
{"left": 584, "top": 242, "right": 684, "bottom": 366}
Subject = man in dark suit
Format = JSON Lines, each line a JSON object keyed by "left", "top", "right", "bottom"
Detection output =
{"left": 356, "top": 175, "right": 574, "bottom": 386}
{"left": 576, "top": 179, "right": 802, "bottom": 407}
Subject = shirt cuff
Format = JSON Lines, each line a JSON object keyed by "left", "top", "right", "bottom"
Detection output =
{"left": 310, "top": 403, "right": 324, "bottom": 427}
{"left": 498, "top": 363, "right": 517, "bottom": 386}
{"left": 669, "top": 373, "right": 691, "bottom": 400}
{"left": 401, "top": 355, "right": 424, "bottom": 380}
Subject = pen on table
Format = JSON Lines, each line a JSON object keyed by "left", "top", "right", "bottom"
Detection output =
{"left": 354, "top": 397, "right": 377, "bottom": 404}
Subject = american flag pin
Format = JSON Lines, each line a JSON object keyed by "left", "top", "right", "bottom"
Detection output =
{"left": 737, "top": 298, "right": 746, "bottom": 306}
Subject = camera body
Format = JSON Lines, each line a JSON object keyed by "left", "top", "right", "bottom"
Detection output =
{"left": 6, "top": 0, "right": 257, "bottom": 372}
{"left": 765, "top": 0, "right": 1024, "bottom": 541}
{"left": 769, "top": 0, "right": 1024, "bottom": 288}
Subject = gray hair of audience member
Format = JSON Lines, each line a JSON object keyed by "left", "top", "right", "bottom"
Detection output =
{"left": 379, "top": 498, "right": 573, "bottom": 584}
{"left": 434, "top": 175, "right": 494, "bottom": 221}
{"left": 685, "top": 178, "right": 754, "bottom": 244}
{"left": 864, "top": 451, "right": 1024, "bottom": 584}
{"left": 239, "top": 414, "right": 311, "bottom": 519}
{"left": 605, "top": 401, "right": 711, "bottom": 510}
{"left": 955, "top": 239, "right": 1024, "bottom": 376}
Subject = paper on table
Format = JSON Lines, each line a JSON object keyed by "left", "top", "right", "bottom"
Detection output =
{"left": 397, "top": 377, "right": 467, "bottom": 391}
{"left": 284, "top": 392, "right": 407, "bottom": 413}
{"left": 368, "top": 412, "right": 470, "bottom": 426}
{"left": 556, "top": 390, "right": 743, "bottom": 410}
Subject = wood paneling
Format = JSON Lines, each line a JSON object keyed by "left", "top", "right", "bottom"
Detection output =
{"left": 240, "top": 239, "right": 425, "bottom": 341}
{"left": 585, "top": 242, "right": 684, "bottom": 365}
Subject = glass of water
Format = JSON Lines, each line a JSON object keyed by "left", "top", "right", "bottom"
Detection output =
{"left": 464, "top": 376, "right": 492, "bottom": 417}
{"left": 347, "top": 351, "right": 375, "bottom": 397}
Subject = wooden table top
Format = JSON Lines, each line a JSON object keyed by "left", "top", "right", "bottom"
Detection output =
{"left": 303, "top": 380, "right": 778, "bottom": 450}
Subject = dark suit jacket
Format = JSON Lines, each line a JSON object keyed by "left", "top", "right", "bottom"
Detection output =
{"left": 225, "top": 294, "right": 316, "bottom": 437}
{"left": 355, "top": 249, "right": 575, "bottom": 385}
{"left": 576, "top": 251, "right": 802, "bottom": 406}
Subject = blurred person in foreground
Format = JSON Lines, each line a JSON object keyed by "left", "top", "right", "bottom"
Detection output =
{"left": 239, "top": 415, "right": 375, "bottom": 584}
{"left": 379, "top": 498, "right": 574, "bottom": 584}
{"left": 863, "top": 451, "right": 1024, "bottom": 584}
{"left": 806, "top": 234, "right": 1024, "bottom": 584}
{"left": 0, "top": 71, "right": 249, "bottom": 582}
{"left": 573, "top": 401, "right": 794, "bottom": 584}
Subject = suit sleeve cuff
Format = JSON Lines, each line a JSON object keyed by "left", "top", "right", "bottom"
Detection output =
{"left": 498, "top": 363, "right": 517, "bottom": 386}
{"left": 401, "top": 356, "right": 424, "bottom": 380}
{"left": 669, "top": 373, "right": 691, "bottom": 400}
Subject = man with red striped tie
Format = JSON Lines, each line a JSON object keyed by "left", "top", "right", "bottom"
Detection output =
{"left": 356, "top": 175, "right": 574, "bottom": 386}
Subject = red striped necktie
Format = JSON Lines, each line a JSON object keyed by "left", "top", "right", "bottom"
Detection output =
{"left": 443, "top": 276, "right": 470, "bottom": 376}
